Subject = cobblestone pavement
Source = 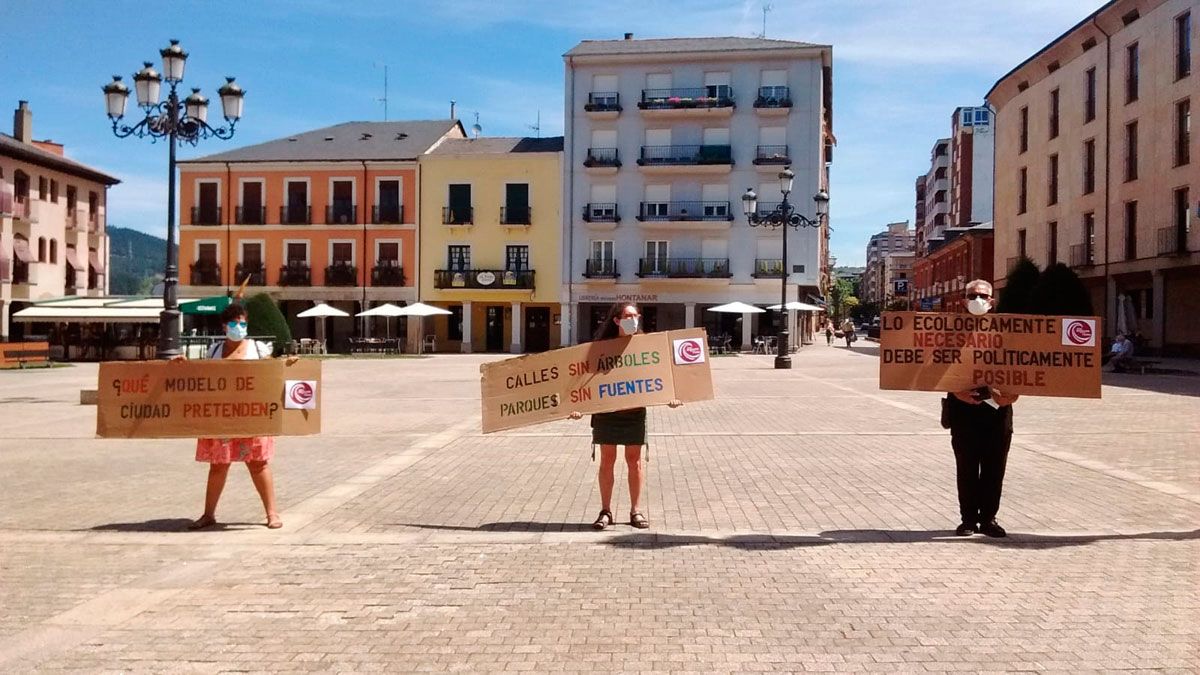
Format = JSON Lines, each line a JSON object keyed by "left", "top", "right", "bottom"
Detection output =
{"left": 1, "top": 345, "right": 1197, "bottom": 672}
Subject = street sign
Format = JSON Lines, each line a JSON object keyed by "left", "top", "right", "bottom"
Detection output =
{"left": 919, "top": 298, "right": 934, "bottom": 311}
{"left": 894, "top": 279, "right": 910, "bottom": 294}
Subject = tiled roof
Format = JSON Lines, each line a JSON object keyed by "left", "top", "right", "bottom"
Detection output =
{"left": 180, "top": 120, "right": 464, "bottom": 163}
{"left": 0, "top": 134, "right": 120, "bottom": 185}
{"left": 428, "top": 136, "right": 564, "bottom": 156}
{"left": 565, "top": 36, "right": 827, "bottom": 57}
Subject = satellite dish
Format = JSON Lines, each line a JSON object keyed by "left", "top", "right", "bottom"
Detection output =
{"left": 471, "top": 112, "right": 482, "bottom": 139}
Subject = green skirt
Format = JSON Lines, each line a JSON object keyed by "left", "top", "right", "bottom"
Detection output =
{"left": 591, "top": 407, "right": 647, "bottom": 446}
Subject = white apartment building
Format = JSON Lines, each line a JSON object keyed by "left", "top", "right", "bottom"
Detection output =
{"left": 918, "top": 139, "right": 951, "bottom": 254}
{"left": 862, "top": 221, "right": 915, "bottom": 305}
{"left": 562, "top": 35, "right": 833, "bottom": 348}
{"left": 949, "top": 106, "right": 995, "bottom": 228}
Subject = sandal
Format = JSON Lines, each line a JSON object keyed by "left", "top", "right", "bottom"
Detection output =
{"left": 187, "top": 515, "right": 217, "bottom": 530}
{"left": 592, "top": 509, "right": 614, "bottom": 530}
{"left": 266, "top": 513, "right": 283, "bottom": 529}
{"left": 630, "top": 511, "right": 649, "bottom": 529}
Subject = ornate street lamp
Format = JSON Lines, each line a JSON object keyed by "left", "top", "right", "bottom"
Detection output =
{"left": 742, "top": 166, "right": 830, "bottom": 369}
{"left": 103, "top": 40, "right": 244, "bottom": 359}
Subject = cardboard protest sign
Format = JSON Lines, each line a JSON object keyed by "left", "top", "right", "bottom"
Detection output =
{"left": 480, "top": 328, "right": 714, "bottom": 434}
{"left": 97, "top": 359, "right": 322, "bottom": 438}
{"left": 879, "top": 311, "right": 1101, "bottom": 398}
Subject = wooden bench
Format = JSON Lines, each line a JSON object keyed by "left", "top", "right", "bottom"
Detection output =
{"left": 0, "top": 341, "right": 51, "bottom": 369}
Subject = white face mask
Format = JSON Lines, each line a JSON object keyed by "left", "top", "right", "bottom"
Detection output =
{"left": 966, "top": 297, "right": 991, "bottom": 316}
{"left": 618, "top": 317, "right": 639, "bottom": 335}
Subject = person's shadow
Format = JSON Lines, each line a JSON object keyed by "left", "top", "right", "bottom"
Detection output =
{"left": 88, "top": 518, "right": 260, "bottom": 532}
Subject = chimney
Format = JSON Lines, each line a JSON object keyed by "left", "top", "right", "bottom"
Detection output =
{"left": 450, "top": 100, "right": 456, "bottom": 119}
{"left": 624, "top": 32, "right": 633, "bottom": 40}
{"left": 13, "top": 100, "right": 32, "bottom": 144}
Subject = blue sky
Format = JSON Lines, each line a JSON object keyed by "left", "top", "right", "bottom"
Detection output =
{"left": 1, "top": 0, "right": 1106, "bottom": 266}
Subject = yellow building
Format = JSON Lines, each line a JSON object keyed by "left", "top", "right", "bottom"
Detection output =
{"left": 418, "top": 136, "right": 564, "bottom": 353}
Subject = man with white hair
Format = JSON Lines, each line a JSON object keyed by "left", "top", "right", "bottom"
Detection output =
{"left": 943, "top": 279, "right": 1019, "bottom": 537}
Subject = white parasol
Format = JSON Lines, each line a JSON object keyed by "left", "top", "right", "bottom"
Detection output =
{"left": 395, "top": 302, "right": 452, "bottom": 354}
{"left": 706, "top": 301, "right": 765, "bottom": 314}
{"left": 297, "top": 303, "right": 349, "bottom": 352}
{"left": 357, "top": 303, "right": 405, "bottom": 338}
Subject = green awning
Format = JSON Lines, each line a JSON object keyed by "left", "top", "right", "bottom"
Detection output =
{"left": 180, "top": 295, "right": 231, "bottom": 316}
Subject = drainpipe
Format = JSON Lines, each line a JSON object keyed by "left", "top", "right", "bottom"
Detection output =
{"left": 361, "top": 160, "right": 369, "bottom": 337}
{"left": 225, "top": 161, "right": 232, "bottom": 296}
{"left": 565, "top": 56, "right": 576, "bottom": 344}
{"left": 1092, "top": 14, "right": 1113, "bottom": 337}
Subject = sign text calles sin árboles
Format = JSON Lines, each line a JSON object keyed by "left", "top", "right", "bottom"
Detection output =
{"left": 97, "top": 359, "right": 322, "bottom": 438}
{"left": 480, "top": 328, "right": 714, "bottom": 434}
{"left": 878, "top": 311, "right": 1102, "bottom": 398}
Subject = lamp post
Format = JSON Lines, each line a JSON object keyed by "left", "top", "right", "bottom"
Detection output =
{"left": 741, "top": 167, "right": 829, "bottom": 369}
{"left": 103, "top": 40, "right": 244, "bottom": 359}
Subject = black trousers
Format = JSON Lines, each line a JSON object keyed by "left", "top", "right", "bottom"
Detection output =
{"left": 951, "top": 431, "right": 1012, "bottom": 524}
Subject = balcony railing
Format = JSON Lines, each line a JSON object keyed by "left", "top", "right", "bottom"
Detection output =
{"left": 13, "top": 197, "right": 34, "bottom": 221}
{"left": 280, "top": 204, "right": 311, "bottom": 225}
{"left": 234, "top": 262, "right": 266, "bottom": 286}
{"left": 585, "top": 92, "right": 621, "bottom": 112}
{"left": 639, "top": 87, "right": 734, "bottom": 110}
{"left": 66, "top": 211, "right": 79, "bottom": 229}
{"left": 583, "top": 203, "right": 620, "bottom": 223}
{"left": 1, "top": 257, "right": 11, "bottom": 283}
{"left": 1069, "top": 243, "right": 1095, "bottom": 267}
{"left": 500, "top": 206, "right": 532, "bottom": 225}
{"left": 754, "top": 145, "right": 790, "bottom": 165}
{"left": 583, "top": 259, "right": 618, "bottom": 278}
{"left": 637, "top": 258, "right": 731, "bottom": 278}
{"left": 443, "top": 206, "right": 473, "bottom": 225}
{"left": 1158, "top": 226, "right": 1189, "bottom": 256}
{"left": 279, "top": 263, "right": 312, "bottom": 286}
{"left": 754, "top": 86, "right": 793, "bottom": 108}
{"left": 236, "top": 206, "right": 266, "bottom": 225}
{"left": 12, "top": 260, "right": 29, "bottom": 285}
{"left": 371, "top": 263, "right": 405, "bottom": 287}
{"left": 190, "top": 206, "right": 222, "bottom": 226}
{"left": 434, "top": 268, "right": 535, "bottom": 289}
{"left": 584, "top": 147, "right": 620, "bottom": 168}
{"left": 752, "top": 258, "right": 784, "bottom": 278}
{"left": 638, "top": 144, "right": 732, "bottom": 166}
{"left": 326, "top": 203, "right": 357, "bottom": 224}
{"left": 0, "top": 184, "right": 12, "bottom": 215}
{"left": 87, "top": 212, "right": 99, "bottom": 232}
{"left": 754, "top": 202, "right": 782, "bottom": 219}
{"left": 324, "top": 264, "right": 358, "bottom": 286}
{"left": 637, "top": 201, "right": 733, "bottom": 222}
{"left": 372, "top": 204, "right": 404, "bottom": 224}
{"left": 190, "top": 264, "right": 221, "bottom": 286}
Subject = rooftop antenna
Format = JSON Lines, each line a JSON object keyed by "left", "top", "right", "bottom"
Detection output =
{"left": 526, "top": 109, "right": 541, "bottom": 138}
{"left": 374, "top": 63, "right": 389, "bottom": 121}
{"left": 471, "top": 112, "right": 482, "bottom": 139}
{"left": 757, "top": 3, "right": 773, "bottom": 39}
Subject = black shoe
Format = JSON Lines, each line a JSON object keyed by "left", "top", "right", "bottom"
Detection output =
{"left": 954, "top": 523, "right": 976, "bottom": 536}
{"left": 979, "top": 520, "right": 1007, "bottom": 538}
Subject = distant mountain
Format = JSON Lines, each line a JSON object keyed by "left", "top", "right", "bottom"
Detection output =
{"left": 108, "top": 226, "right": 174, "bottom": 295}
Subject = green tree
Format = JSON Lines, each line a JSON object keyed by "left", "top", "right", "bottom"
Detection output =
{"left": 244, "top": 292, "right": 292, "bottom": 355}
{"left": 996, "top": 258, "right": 1040, "bottom": 314}
{"left": 1031, "top": 262, "right": 1094, "bottom": 316}
{"left": 851, "top": 301, "right": 879, "bottom": 324}
{"left": 829, "top": 277, "right": 855, "bottom": 321}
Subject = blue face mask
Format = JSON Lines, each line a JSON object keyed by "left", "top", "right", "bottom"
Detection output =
{"left": 225, "top": 320, "right": 248, "bottom": 342}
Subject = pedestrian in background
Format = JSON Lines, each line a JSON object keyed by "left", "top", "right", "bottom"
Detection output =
{"left": 825, "top": 320, "right": 834, "bottom": 345}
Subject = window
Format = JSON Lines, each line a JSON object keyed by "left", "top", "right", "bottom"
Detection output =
{"left": 934, "top": 167, "right": 947, "bottom": 180}
{"left": 240, "top": 242, "right": 262, "bottom": 267}
{"left": 935, "top": 143, "right": 947, "bottom": 157}
{"left": 1083, "top": 140, "right": 1096, "bottom": 194}
{"left": 447, "top": 184, "right": 471, "bottom": 224}
{"left": 505, "top": 245, "right": 530, "bottom": 271}
{"left": 1048, "top": 154, "right": 1059, "bottom": 205}
{"left": 591, "top": 240, "right": 614, "bottom": 263}
{"left": 448, "top": 245, "right": 470, "bottom": 270}
{"left": 1179, "top": 12, "right": 1192, "bottom": 80}
{"left": 377, "top": 179, "right": 402, "bottom": 223}
{"left": 377, "top": 242, "right": 400, "bottom": 264}
{"left": 330, "top": 180, "right": 354, "bottom": 223}
{"left": 1084, "top": 212, "right": 1096, "bottom": 263}
{"left": 285, "top": 242, "right": 308, "bottom": 264}
{"left": 285, "top": 181, "right": 308, "bottom": 224}
{"left": 934, "top": 190, "right": 946, "bottom": 204}
{"left": 38, "top": 176, "right": 47, "bottom": 200}
{"left": 1175, "top": 187, "right": 1191, "bottom": 247}
{"left": 644, "top": 184, "right": 669, "bottom": 218}
{"left": 1048, "top": 222, "right": 1059, "bottom": 264}
{"left": 1125, "top": 121, "right": 1139, "bottom": 181}
{"left": 239, "top": 180, "right": 264, "bottom": 224}
{"left": 197, "top": 181, "right": 220, "bottom": 224}
{"left": 66, "top": 186, "right": 77, "bottom": 215}
{"left": 1177, "top": 99, "right": 1191, "bottom": 166}
{"left": 1018, "top": 167, "right": 1028, "bottom": 214}
{"left": 1125, "top": 201, "right": 1138, "bottom": 260}
{"left": 49, "top": 180, "right": 59, "bottom": 203}
{"left": 1018, "top": 229, "right": 1027, "bottom": 258}
{"left": 448, "top": 306, "right": 463, "bottom": 341}
{"left": 1085, "top": 68, "right": 1097, "bottom": 122}
{"left": 37, "top": 236, "right": 46, "bottom": 262}
{"left": 644, "top": 240, "right": 668, "bottom": 274}
{"left": 1126, "top": 42, "right": 1139, "bottom": 103}
{"left": 1019, "top": 106, "right": 1029, "bottom": 153}
{"left": 1049, "top": 88, "right": 1060, "bottom": 138}
{"left": 331, "top": 242, "right": 353, "bottom": 265}
{"left": 198, "top": 242, "right": 218, "bottom": 266}
{"left": 504, "top": 183, "right": 530, "bottom": 224}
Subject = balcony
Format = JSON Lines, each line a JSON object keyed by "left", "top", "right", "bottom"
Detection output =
{"left": 280, "top": 204, "right": 312, "bottom": 225}
{"left": 324, "top": 263, "right": 358, "bottom": 287}
{"left": 637, "top": 201, "right": 733, "bottom": 229}
{"left": 326, "top": 203, "right": 357, "bottom": 225}
{"left": 583, "top": 259, "right": 618, "bottom": 279}
{"left": 13, "top": 198, "right": 37, "bottom": 223}
{"left": 236, "top": 206, "right": 266, "bottom": 225}
{"left": 279, "top": 263, "right": 312, "bottom": 286}
{"left": 372, "top": 204, "right": 404, "bottom": 224}
{"left": 234, "top": 262, "right": 266, "bottom": 286}
{"left": 190, "top": 206, "right": 222, "bottom": 226}
{"left": 371, "top": 263, "right": 406, "bottom": 287}
{"left": 500, "top": 206, "right": 532, "bottom": 226}
{"left": 0, "top": 183, "right": 11, "bottom": 215}
{"left": 443, "top": 206, "right": 473, "bottom": 225}
{"left": 66, "top": 211, "right": 79, "bottom": 230}
{"left": 87, "top": 212, "right": 99, "bottom": 232}
{"left": 434, "top": 268, "right": 535, "bottom": 290}
{"left": 583, "top": 147, "right": 620, "bottom": 173}
{"left": 754, "top": 86, "right": 793, "bottom": 115}
{"left": 637, "top": 145, "right": 732, "bottom": 174}
{"left": 584, "top": 92, "right": 621, "bottom": 118}
{"left": 0, "top": 256, "right": 9, "bottom": 283}
{"left": 637, "top": 258, "right": 731, "bottom": 279}
{"left": 582, "top": 203, "right": 620, "bottom": 229}
{"left": 753, "top": 145, "right": 790, "bottom": 166}
{"left": 752, "top": 258, "right": 784, "bottom": 278}
{"left": 1158, "top": 226, "right": 1189, "bottom": 256}
{"left": 190, "top": 263, "right": 221, "bottom": 286}
{"left": 1069, "top": 243, "right": 1095, "bottom": 268}
{"left": 638, "top": 87, "right": 734, "bottom": 118}
{"left": 11, "top": 260, "right": 28, "bottom": 285}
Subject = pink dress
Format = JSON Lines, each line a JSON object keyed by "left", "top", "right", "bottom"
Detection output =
{"left": 194, "top": 341, "right": 276, "bottom": 464}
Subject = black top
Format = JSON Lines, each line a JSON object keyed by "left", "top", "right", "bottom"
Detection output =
{"left": 944, "top": 394, "right": 1013, "bottom": 435}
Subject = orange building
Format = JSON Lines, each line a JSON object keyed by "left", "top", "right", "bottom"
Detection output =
{"left": 178, "top": 120, "right": 464, "bottom": 350}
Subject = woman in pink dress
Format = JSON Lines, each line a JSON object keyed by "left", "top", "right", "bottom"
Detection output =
{"left": 185, "top": 302, "right": 289, "bottom": 530}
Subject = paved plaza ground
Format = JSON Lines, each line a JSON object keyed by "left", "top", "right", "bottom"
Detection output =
{"left": 1, "top": 343, "right": 1197, "bottom": 673}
